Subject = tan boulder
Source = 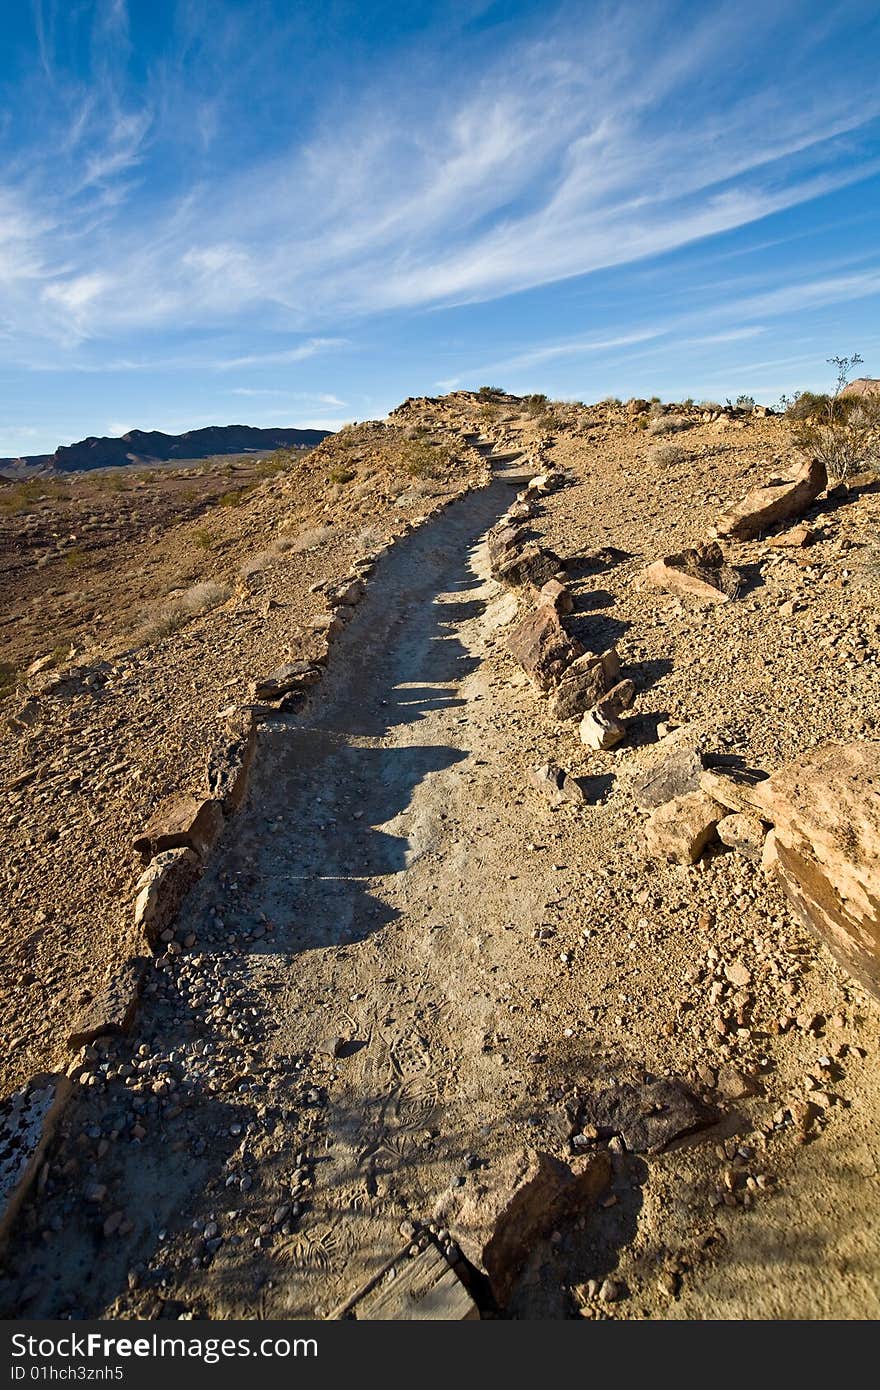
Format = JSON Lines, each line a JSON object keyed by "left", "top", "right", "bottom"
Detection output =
{"left": 717, "top": 812, "right": 766, "bottom": 859}
{"left": 713, "top": 456, "right": 826, "bottom": 540}
{"left": 133, "top": 847, "right": 201, "bottom": 950}
{"left": 639, "top": 541, "right": 739, "bottom": 604}
{"left": 645, "top": 790, "right": 724, "bottom": 863}
{"left": 751, "top": 742, "right": 880, "bottom": 1000}
{"left": 579, "top": 679, "right": 635, "bottom": 750}
{"left": 768, "top": 523, "right": 817, "bottom": 549}
{"left": 133, "top": 794, "right": 224, "bottom": 864}
{"left": 538, "top": 578, "right": 574, "bottom": 614}
{"left": 448, "top": 1149, "right": 610, "bottom": 1306}
{"left": 699, "top": 766, "right": 771, "bottom": 814}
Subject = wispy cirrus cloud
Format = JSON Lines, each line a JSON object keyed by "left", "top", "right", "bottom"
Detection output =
{"left": 2, "top": 0, "right": 879, "bottom": 362}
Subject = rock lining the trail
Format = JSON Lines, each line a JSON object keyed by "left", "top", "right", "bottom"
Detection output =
{"left": 0, "top": 1075, "right": 70, "bottom": 1248}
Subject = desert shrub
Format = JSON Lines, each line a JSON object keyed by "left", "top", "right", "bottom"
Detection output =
{"left": 192, "top": 528, "right": 214, "bottom": 550}
{"left": 328, "top": 467, "right": 356, "bottom": 485}
{"left": 790, "top": 397, "right": 880, "bottom": 481}
{"left": 357, "top": 523, "right": 387, "bottom": 552}
{"left": 283, "top": 525, "right": 335, "bottom": 553}
{"left": 633, "top": 414, "right": 649, "bottom": 431}
{"left": 239, "top": 551, "right": 275, "bottom": 578}
{"left": 0, "top": 662, "right": 18, "bottom": 700}
{"left": 648, "top": 443, "right": 689, "bottom": 467}
{"left": 647, "top": 414, "right": 689, "bottom": 436}
{"left": 216, "top": 489, "right": 244, "bottom": 507}
{"left": 176, "top": 580, "right": 231, "bottom": 616}
{"left": 477, "top": 385, "right": 505, "bottom": 397}
{"left": 784, "top": 353, "right": 879, "bottom": 480}
{"left": 522, "top": 393, "right": 549, "bottom": 414}
{"left": 399, "top": 438, "right": 453, "bottom": 479}
{"left": 782, "top": 390, "right": 833, "bottom": 421}
{"left": 735, "top": 394, "right": 756, "bottom": 412}
{"left": 62, "top": 546, "right": 87, "bottom": 568}
{"left": 138, "top": 580, "right": 231, "bottom": 647}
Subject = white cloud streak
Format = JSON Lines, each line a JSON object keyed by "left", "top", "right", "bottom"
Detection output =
{"left": 1, "top": 1, "right": 879, "bottom": 362}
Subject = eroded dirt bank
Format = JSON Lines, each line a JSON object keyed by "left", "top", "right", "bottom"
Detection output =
{"left": 2, "top": 396, "right": 879, "bottom": 1319}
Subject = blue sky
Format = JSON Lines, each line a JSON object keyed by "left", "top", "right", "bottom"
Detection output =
{"left": 1, "top": 0, "right": 879, "bottom": 455}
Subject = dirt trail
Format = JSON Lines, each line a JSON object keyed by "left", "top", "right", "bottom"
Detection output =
{"left": 4, "top": 420, "right": 879, "bottom": 1322}
{"left": 4, "top": 463, "right": 570, "bottom": 1318}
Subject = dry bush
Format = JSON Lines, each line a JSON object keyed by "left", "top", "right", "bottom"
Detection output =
{"left": 357, "top": 523, "right": 387, "bottom": 552}
{"left": 175, "top": 580, "right": 232, "bottom": 616}
{"left": 789, "top": 396, "right": 880, "bottom": 481}
{"left": 239, "top": 551, "right": 275, "bottom": 578}
{"left": 281, "top": 525, "right": 336, "bottom": 553}
{"left": 647, "top": 414, "right": 689, "bottom": 436}
{"left": 399, "top": 438, "right": 453, "bottom": 479}
{"left": 648, "top": 443, "right": 689, "bottom": 467}
{"left": 138, "top": 580, "right": 231, "bottom": 646}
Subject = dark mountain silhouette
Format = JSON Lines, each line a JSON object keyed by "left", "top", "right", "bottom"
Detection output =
{"left": 0, "top": 423, "right": 332, "bottom": 475}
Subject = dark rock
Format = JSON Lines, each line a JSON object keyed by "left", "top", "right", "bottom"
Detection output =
{"left": 67, "top": 957, "right": 147, "bottom": 1050}
{"left": 577, "top": 1077, "right": 720, "bottom": 1153}
{"left": 629, "top": 732, "right": 705, "bottom": 809}
{"left": 205, "top": 709, "right": 256, "bottom": 813}
{"left": 496, "top": 543, "right": 565, "bottom": 590}
{"left": 528, "top": 763, "right": 586, "bottom": 807}
{"left": 449, "top": 1149, "right": 610, "bottom": 1305}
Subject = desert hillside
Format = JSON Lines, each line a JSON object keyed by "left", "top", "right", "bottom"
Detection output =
{"left": 1, "top": 390, "right": 878, "bottom": 1320}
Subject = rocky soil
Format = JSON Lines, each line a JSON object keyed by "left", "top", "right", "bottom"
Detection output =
{"left": 1, "top": 392, "right": 878, "bottom": 1320}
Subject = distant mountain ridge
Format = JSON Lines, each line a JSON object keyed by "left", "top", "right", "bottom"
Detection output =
{"left": 0, "top": 423, "right": 332, "bottom": 475}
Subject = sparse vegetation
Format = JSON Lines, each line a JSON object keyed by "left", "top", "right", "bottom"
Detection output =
{"left": 647, "top": 413, "right": 689, "bottom": 436}
{"left": 328, "top": 467, "right": 356, "bottom": 485}
{"left": 283, "top": 525, "right": 336, "bottom": 553}
{"left": 399, "top": 438, "right": 453, "bottom": 479}
{"left": 0, "top": 662, "right": 18, "bottom": 701}
{"left": 477, "top": 385, "right": 505, "bottom": 397}
{"left": 647, "top": 442, "right": 689, "bottom": 467}
{"left": 138, "top": 579, "right": 232, "bottom": 646}
{"left": 784, "top": 353, "right": 879, "bottom": 481}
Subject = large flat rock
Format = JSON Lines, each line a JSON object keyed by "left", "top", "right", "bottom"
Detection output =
{"left": 713, "top": 456, "right": 827, "bottom": 540}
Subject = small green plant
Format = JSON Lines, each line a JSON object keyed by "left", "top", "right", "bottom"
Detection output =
{"left": 735, "top": 394, "right": 756, "bottom": 412}
{"left": 62, "top": 546, "right": 87, "bottom": 568}
{"left": 192, "top": 527, "right": 214, "bottom": 550}
{"left": 328, "top": 467, "right": 356, "bottom": 485}
{"left": 399, "top": 438, "right": 453, "bottom": 479}
{"left": 477, "top": 385, "right": 505, "bottom": 397}
{"left": 522, "top": 393, "right": 549, "bottom": 414}
{"left": 217, "top": 489, "right": 244, "bottom": 506}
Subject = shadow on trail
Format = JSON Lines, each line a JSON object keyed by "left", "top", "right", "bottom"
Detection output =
{"left": 0, "top": 477, "right": 523, "bottom": 1319}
